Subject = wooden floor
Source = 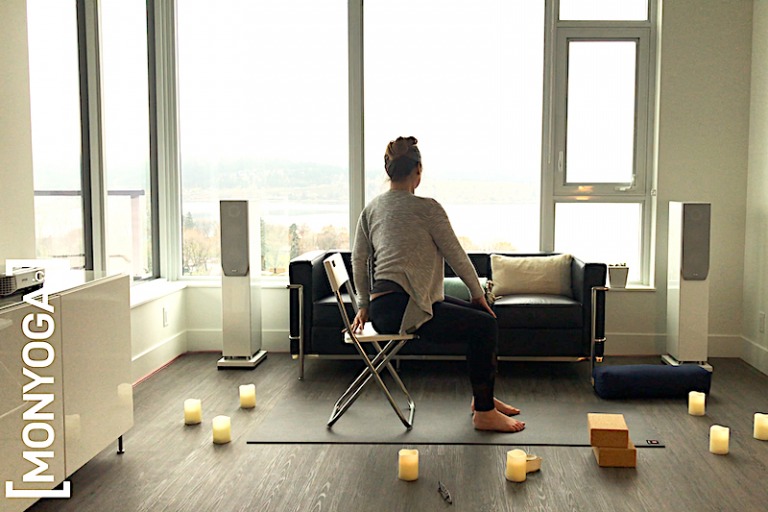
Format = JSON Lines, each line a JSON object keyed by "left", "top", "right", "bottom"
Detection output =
{"left": 28, "top": 353, "right": 768, "bottom": 512}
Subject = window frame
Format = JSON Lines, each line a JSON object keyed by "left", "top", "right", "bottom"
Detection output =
{"left": 542, "top": 0, "right": 658, "bottom": 285}
{"left": 75, "top": 0, "right": 160, "bottom": 281}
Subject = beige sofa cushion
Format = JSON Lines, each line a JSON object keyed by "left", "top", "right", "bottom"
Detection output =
{"left": 491, "top": 254, "right": 572, "bottom": 297}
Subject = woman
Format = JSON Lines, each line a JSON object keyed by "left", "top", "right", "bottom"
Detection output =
{"left": 350, "top": 136, "right": 525, "bottom": 433}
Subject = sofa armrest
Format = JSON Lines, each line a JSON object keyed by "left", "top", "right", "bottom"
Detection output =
{"left": 571, "top": 257, "right": 608, "bottom": 352}
{"left": 288, "top": 250, "right": 330, "bottom": 355}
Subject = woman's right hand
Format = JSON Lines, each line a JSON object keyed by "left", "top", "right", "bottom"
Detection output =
{"left": 350, "top": 307, "right": 369, "bottom": 333}
{"left": 471, "top": 295, "right": 497, "bottom": 318}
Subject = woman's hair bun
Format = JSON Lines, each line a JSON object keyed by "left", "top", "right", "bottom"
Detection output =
{"left": 387, "top": 136, "right": 418, "bottom": 160}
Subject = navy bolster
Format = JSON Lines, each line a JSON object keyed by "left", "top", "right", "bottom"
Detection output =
{"left": 593, "top": 364, "right": 712, "bottom": 399}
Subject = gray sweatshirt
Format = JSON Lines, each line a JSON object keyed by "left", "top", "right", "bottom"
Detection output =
{"left": 352, "top": 189, "right": 484, "bottom": 333}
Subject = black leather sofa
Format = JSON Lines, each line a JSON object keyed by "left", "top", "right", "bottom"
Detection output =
{"left": 288, "top": 250, "right": 607, "bottom": 378}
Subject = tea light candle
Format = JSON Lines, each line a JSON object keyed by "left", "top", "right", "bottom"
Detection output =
{"left": 709, "top": 425, "right": 729, "bottom": 454}
{"left": 754, "top": 413, "right": 768, "bottom": 440}
{"left": 688, "top": 391, "right": 706, "bottom": 416}
{"left": 184, "top": 399, "right": 202, "bottom": 425}
{"left": 239, "top": 384, "right": 256, "bottom": 409}
{"left": 398, "top": 449, "right": 419, "bottom": 481}
{"left": 505, "top": 449, "right": 527, "bottom": 483}
{"left": 212, "top": 415, "right": 231, "bottom": 444}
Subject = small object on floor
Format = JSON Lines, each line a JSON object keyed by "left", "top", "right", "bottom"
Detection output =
{"left": 588, "top": 413, "right": 630, "bottom": 448}
{"left": 184, "top": 398, "right": 202, "bottom": 425}
{"left": 709, "top": 425, "right": 729, "bottom": 454}
{"left": 688, "top": 390, "right": 706, "bottom": 416}
{"left": 526, "top": 454, "right": 542, "bottom": 473}
{"left": 588, "top": 413, "right": 637, "bottom": 468}
{"left": 212, "top": 415, "right": 232, "bottom": 444}
{"left": 505, "top": 449, "right": 527, "bottom": 482}
{"left": 438, "top": 481, "right": 453, "bottom": 504}
{"left": 754, "top": 413, "right": 768, "bottom": 440}
{"left": 593, "top": 440, "right": 637, "bottom": 468}
{"left": 398, "top": 449, "right": 419, "bottom": 481}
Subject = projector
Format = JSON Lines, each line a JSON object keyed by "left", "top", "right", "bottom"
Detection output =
{"left": 0, "top": 267, "right": 45, "bottom": 297}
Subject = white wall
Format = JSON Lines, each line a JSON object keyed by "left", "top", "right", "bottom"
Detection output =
{"left": 130, "top": 287, "right": 188, "bottom": 383}
{"left": 743, "top": 0, "right": 768, "bottom": 374}
{"left": 605, "top": 0, "right": 753, "bottom": 358}
{"left": 0, "top": 0, "right": 36, "bottom": 262}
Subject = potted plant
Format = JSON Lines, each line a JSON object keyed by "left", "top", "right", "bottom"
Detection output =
{"left": 608, "top": 263, "right": 629, "bottom": 288}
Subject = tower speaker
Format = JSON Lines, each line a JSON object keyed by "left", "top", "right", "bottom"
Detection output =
{"left": 680, "top": 203, "right": 711, "bottom": 280}
{"left": 220, "top": 200, "right": 250, "bottom": 277}
{"left": 664, "top": 202, "right": 711, "bottom": 369}
{"left": 218, "top": 200, "right": 267, "bottom": 369}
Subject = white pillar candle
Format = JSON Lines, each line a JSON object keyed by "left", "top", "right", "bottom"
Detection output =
{"left": 398, "top": 449, "right": 419, "bottom": 481}
{"left": 709, "top": 425, "right": 729, "bottom": 454}
{"left": 239, "top": 384, "right": 256, "bottom": 409}
{"left": 184, "top": 399, "right": 202, "bottom": 425}
{"left": 688, "top": 391, "right": 706, "bottom": 416}
{"left": 754, "top": 413, "right": 768, "bottom": 440}
{"left": 212, "top": 415, "right": 231, "bottom": 444}
{"left": 505, "top": 449, "right": 527, "bottom": 483}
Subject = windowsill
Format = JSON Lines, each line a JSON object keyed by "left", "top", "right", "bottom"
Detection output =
{"left": 180, "top": 277, "right": 290, "bottom": 289}
{"left": 130, "top": 279, "right": 187, "bottom": 308}
{"left": 608, "top": 284, "right": 656, "bottom": 292}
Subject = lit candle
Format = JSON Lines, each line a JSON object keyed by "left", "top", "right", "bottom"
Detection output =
{"left": 754, "top": 413, "right": 768, "bottom": 440}
{"left": 212, "top": 415, "right": 231, "bottom": 444}
{"left": 688, "top": 391, "right": 706, "bottom": 416}
{"left": 505, "top": 449, "right": 527, "bottom": 483}
{"left": 184, "top": 399, "right": 202, "bottom": 425}
{"left": 709, "top": 425, "right": 729, "bottom": 454}
{"left": 398, "top": 449, "right": 419, "bottom": 481}
{"left": 239, "top": 384, "right": 256, "bottom": 409}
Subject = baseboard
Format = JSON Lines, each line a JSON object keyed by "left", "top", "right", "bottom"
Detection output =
{"left": 604, "top": 332, "right": 743, "bottom": 358}
{"left": 741, "top": 336, "right": 768, "bottom": 376}
{"left": 131, "top": 331, "right": 188, "bottom": 383}
{"left": 186, "top": 328, "right": 289, "bottom": 353}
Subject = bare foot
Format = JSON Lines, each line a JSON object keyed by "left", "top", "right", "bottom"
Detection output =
{"left": 471, "top": 397, "right": 521, "bottom": 416}
{"left": 473, "top": 409, "right": 526, "bottom": 433}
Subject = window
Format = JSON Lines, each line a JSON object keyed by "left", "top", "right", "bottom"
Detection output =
{"left": 100, "top": 0, "right": 155, "bottom": 279}
{"left": 548, "top": 4, "right": 655, "bottom": 284}
{"left": 363, "top": 0, "right": 544, "bottom": 253}
{"left": 177, "top": 0, "right": 349, "bottom": 277}
{"left": 559, "top": 0, "right": 648, "bottom": 21}
{"left": 27, "top": 0, "right": 85, "bottom": 269}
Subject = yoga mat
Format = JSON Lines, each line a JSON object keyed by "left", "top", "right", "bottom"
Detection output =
{"left": 247, "top": 394, "right": 664, "bottom": 447}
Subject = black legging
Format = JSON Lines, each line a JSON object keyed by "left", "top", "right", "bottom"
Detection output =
{"left": 368, "top": 293, "right": 498, "bottom": 411}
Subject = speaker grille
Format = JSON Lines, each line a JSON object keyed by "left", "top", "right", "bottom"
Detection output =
{"left": 681, "top": 203, "right": 711, "bottom": 280}
{"left": 220, "top": 200, "right": 250, "bottom": 277}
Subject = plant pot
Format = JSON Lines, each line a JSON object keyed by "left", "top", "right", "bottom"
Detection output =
{"left": 609, "top": 266, "right": 629, "bottom": 288}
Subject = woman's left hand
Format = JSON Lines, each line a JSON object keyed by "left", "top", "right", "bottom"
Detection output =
{"left": 471, "top": 295, "right": 496, "bottom": 318}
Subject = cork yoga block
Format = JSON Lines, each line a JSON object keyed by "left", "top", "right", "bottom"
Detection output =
{"left": 588, "top": 413, "right": 630, "bottom": 448}
{"left": 592, "top": 440, "right": 637, "bottom": 468}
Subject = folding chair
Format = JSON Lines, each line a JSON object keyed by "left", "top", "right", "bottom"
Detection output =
{"left": 323, "top": 253, "right": 416, "bottom": 430}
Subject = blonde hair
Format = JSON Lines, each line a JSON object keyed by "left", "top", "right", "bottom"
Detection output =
{"left": 384, "top": 136, "right": 421, "bottom": 181}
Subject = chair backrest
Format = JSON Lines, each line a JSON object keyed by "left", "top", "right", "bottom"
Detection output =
{"left": 323, "top": 253, "right": 359, "bottom": 331}
{"left": 323, "top": 253, "right": 349, "bottom": 293}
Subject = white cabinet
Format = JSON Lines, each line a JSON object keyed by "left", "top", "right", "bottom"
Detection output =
{"left": 0, "top": 273, "right": 133, "bottom": 512}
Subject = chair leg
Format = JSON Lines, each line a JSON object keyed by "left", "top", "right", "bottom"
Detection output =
{"left": 327, "top": 339, "right": 415, "bottom": 430}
